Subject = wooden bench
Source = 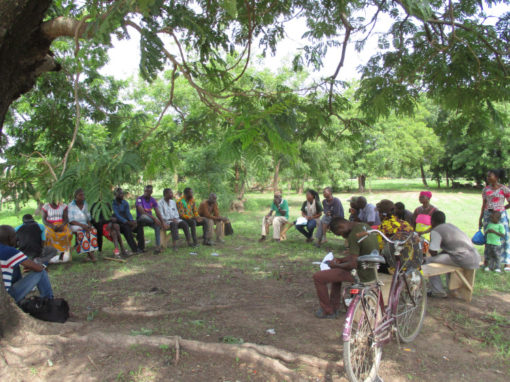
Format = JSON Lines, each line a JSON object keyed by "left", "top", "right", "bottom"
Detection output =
{"left": 421, "top": 263, "right": 476, "bottom": 303}
{"left": 374, "top": 264, "right": 476, "bottom": 305}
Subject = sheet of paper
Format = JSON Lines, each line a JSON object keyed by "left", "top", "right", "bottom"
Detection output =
{"left": 320, "top": 252, "right": 334, "bottom": 271}
{"left": 295, "top": 217, "right": 308, "bottom": 226}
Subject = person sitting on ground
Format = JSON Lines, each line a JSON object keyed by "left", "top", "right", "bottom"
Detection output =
{"left": 484, "top": 210, "right": 505, "bottom": 272}
{"left": 177, "top": 187, "right": 209, "bottom": 247}
{"left": 198, "top": 193, "right": 229, "bottom": 244}
{"left": 259, "top": 191, "right": 289, "bottom": 243}
{"left": 42, "top": 200, "right": 73, "bottom": 263}
{"left": 159, "top": 188, "right": 192, "bottom": 250}
{"left": 425, "top": 211, "right": 481, "bottom": 298}
{"left": 0, "top": 225, "right": 54, "bottom": 303}
{"left": 354, "top": 196, "right": 381, "bottom": 227}
{"left": 112, "top": 188, "right": 139, "bottom": 254}
{"left": 395, "top": 202, "right": 414, "bottom": 225}
{"left": 315, "top": 187, "right": 344, "bottom": 247}
{"left": 136, "top": 185, "right": 166, "bottom": 254}
{"left": 376, "top": 200, "right": 414, "bottom": 273}
{"left": 296, "top": 189, "right": 323, "bottom": 242}
{"left": 312, "top": 217, "right": 379, "bottom": 319}
{"left": 15, "top": 214, "right": 58, "bottom": 263}
{"left": 68, "top": 188, "right": 99, "bottom": 262}
{"left": 412, "top": 191, "right": 437, "bottom": 241}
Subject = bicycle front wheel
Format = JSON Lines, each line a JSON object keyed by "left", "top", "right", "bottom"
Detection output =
{"left": 396, "top": 270, "right": 427, "bottom": 343}
{"left": 343, "top": 292, "right": 382, "bottom": 382}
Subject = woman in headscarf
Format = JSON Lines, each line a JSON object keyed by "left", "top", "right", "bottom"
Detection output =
{"left": 295, "top": 189, "right": 323, "bottom": 242}
{"left": 478, "top": 169, "right": 510, "bottom": 272}
{"left": 412, "top": 191, "right": 437, "bottom": 241}
{"left": 68, "top": 188, "right": 99, "bottom": 262}
{"left": 42, "top": 200, "right": 73, "bottom": 262}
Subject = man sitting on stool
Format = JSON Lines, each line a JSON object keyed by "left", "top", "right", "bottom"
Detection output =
{"left": 159, "top": 188, "right": 192, "bottom": 250}
{"left": 199, "top": 193, "right": 229, "bottom": 244}
{"left": 259, "top": 192, "right": 289, "bottom": 242}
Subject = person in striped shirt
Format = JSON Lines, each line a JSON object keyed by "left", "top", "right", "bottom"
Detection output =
{"left": 0, "top": 225, "right": 54, "bottom": 303}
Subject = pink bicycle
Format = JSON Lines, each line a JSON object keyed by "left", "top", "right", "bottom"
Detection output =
{"left": 342, "top": 230, "right": 427, "bottom": 382}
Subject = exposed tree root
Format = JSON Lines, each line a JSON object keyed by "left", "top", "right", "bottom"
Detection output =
{"left": 69, "top": 332, "right": 327, "bottom": 380}
{"left": 2, "top": 330, "right": 339, "bottom": 380}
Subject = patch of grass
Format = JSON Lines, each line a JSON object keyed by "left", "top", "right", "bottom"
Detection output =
{"left": 221, "top": 335, "right": 244, "bottom": 344}
{"left": 130, "top": 327, "right": 154, "bottom": 336}
{"left": 441, "top": 308, "right": 510, "bottom": 360}
{"left": 86, "top": 310, "right": 98, "bottom": 321}
{"left": 474, "top": 270, "right": 510, "bottom": 295}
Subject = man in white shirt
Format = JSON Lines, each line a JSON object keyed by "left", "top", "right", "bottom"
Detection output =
{"left": 159, "top": 188, "right": 192, "bottom": 250}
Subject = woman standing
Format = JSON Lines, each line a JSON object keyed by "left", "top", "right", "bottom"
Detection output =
{"left": 296, "top": 189, "right": 323, "bottom": 242}
{"left": 68, "top": 188, "right": 99, "bottom": 262}
{"left": 42, "top": 200, "right": 72, "bottom": 262}
{"left": 478, "top": 169, "right": 510, "bottom": 272}
{"left": 412, "top": 191, "right": 437, "bottom": 241}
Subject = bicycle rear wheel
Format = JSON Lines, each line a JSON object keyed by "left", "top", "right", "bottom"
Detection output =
{"left": 396, "top": 270, "right": 427, "bottom": 343}
{"left": 343, "top": 292, "right": 381, "bottom": 382}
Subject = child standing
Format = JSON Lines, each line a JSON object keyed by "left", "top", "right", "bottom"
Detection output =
{"left": 485, "top": 210, "right": 505, "bottom": 272}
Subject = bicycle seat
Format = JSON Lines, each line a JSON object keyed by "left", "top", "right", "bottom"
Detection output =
{"left": 358, "top": 250, "right": 386, "bottom": 264}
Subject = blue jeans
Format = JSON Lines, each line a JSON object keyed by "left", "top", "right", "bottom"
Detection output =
{"left": 296, "top": 219, "right": 317, "bottom": 239}
{"left": 8, "top": 270, "right": 54, "bottom": 303}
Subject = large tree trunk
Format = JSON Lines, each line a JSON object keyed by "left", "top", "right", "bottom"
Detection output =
{"left": 357, "top": 174, "right": 366, "bottom": 192}
{"left": 0, "top": 278, "right": 45, "bottom": 340}
{"left": 297, "top": 179, "right": 304, "bottom": 194}
{"left": 0, "top": 1, "right": 58, "bottom": 131}
{"left": 420, "top": 163, "right": 428, "bottom": 187}
{"left": 273, "top": 158, "right": 281, "bottom": 193}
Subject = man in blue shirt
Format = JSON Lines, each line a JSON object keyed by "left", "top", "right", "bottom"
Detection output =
{"left": 315, "top": 187, "right": 344, "bottom": 247}
{"left": 1, "top": 225, "right": 54, "bottom": 303}
{"left": 112, "top": 188, "right": 139, "bottom": 253}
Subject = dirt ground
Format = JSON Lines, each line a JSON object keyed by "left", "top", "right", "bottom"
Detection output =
{"left": 3, "top": 236, "right": 510, "bottom": 381}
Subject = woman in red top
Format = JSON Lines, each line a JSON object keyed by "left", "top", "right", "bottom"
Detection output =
{"left": 478, "top": 169, "right": 510, "bottom": 271}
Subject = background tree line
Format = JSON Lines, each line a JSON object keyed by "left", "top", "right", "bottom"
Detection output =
{"left": 1, "top": 38, "right": 508, "bottom": 214}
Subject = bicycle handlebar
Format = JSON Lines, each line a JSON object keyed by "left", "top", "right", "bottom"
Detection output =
{"left": 357, "top": 229, "right": 416, "bottom": 245}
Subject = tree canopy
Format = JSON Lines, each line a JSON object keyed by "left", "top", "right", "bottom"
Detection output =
{"left": 0, "top": 0, "right": 509, "bottom": 209}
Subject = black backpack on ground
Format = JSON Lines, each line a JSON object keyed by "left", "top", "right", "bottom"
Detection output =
{"left": 19, "top": 296, "right": 70, "bottom": 323}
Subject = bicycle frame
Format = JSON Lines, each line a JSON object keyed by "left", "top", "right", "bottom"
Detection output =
{"left": 342, "top": 233, "right": 420, "bottom": 345}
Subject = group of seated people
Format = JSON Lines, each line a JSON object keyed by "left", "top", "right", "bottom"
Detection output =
{"left": 259, "top": 189, "right": 436, "bottom": 245}
{"left": 19, "top": 185, "right": 231, "bottom": 264}
{"left": 0, "top": 185, "right": 231, "bottom": 304}
{"left": 257, "top": 188, "right": 481, "bottom": 318}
